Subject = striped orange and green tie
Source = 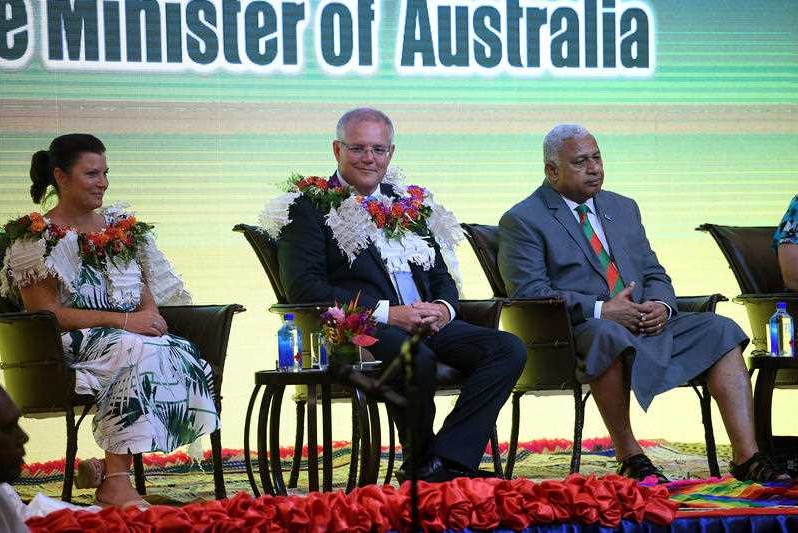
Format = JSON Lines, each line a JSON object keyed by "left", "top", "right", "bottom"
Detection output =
{"left": 576, "top": 204, "right": 625, "bottom": 297}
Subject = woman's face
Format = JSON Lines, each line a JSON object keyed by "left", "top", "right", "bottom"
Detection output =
{"left": 55, "top": 151, "right": 108, "bottom": 211}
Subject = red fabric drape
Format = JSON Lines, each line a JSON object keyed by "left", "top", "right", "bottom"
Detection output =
{"left": 27, "top": 474, "right": 677, "bottom": 532}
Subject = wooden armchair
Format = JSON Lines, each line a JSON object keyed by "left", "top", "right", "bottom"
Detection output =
{"left": 462, "top": 222, "right": 724, "bottom": 478}
{"left": 698, "top": 223, "right": 798, "bottom": 453}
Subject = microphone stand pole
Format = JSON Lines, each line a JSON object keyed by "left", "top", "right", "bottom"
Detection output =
{"left": 400, "top": 326, "right": 430, "bottom": 533}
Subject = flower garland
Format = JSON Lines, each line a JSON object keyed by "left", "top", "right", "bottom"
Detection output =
{"left": 77, "top": 216, "right": 153, "bottom": 269}
{"left": 3, "top": 212, "right": 153, "bottom": 270}
{"left": 3, "top": 212, "right": 60, "bottom": 255}
{"left": 1, "top": 205, "right": 190, "bottom": 309}
{"left": 258, "top": 166, "right": 465, "bottom": 286}
{"left": 287, "top": 171, "right": 434, "bottom": 243}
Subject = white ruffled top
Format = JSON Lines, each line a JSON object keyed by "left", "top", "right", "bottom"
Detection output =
{"left": 1, "top": 204, "right": 191, "bottom": 310}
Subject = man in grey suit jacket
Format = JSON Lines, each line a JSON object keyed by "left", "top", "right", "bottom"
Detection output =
{"left": 498, "top": 124, "right": 791, "bottom": 483}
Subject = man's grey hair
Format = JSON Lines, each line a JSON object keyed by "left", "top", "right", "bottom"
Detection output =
{"left": 543, "top": 124, "right": 591, "bottom": 165}
{"left": 336, "top": 107, "right": 395, "bottom": 143}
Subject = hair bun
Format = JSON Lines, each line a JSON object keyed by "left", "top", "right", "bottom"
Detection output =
{"left": 29, "top": 150, "right": 51, "bottom": 204}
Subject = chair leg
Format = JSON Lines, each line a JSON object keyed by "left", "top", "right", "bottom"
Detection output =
{"left": 346, "top": 397, "right": 361, "bottom": 491}
{"left": 504, "top": 391, "right": 523, "bottom": 479}
{"left": 210, "top": 429, "right": 226, "bottom": 499}
{"left": 133, "top": 454, "right": 146, "bottom": 495}
{"left": 288, "top": 401, "right": 306, "bottom": 489}
{"left": 693, "top": 383, "right": 721, "bottom": 478}
{"left": 570, "top": 388, "right": 589, "bottom": 474}
{"left": 62, "top": 408, "right": 78, "bottom": 502}
{"left": 490, "top": 426, "right": 503, "bottom": 478}
{"left": 383, "top": 405, "right": 396, "bottom": 485}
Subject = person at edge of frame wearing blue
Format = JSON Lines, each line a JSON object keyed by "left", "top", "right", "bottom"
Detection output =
{"left": 270, "top": 107, "right": 526, "bottom": 483}
{"left": 774, "top": 193, "right": 798, "bottom": 291}
{"left": 498, "top": 123, "right": 794, "bottom": 484}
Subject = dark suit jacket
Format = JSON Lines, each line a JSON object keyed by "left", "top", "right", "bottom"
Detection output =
{"left": 277, "top": 179, "right": 460, "bottom": 313}
{"left": 498, "top": 181, "right": 677, "bottom": 324}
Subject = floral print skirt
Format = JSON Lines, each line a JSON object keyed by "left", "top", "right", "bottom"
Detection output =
{"left": 63, "top": 327, "right": 219, "bottom": 454}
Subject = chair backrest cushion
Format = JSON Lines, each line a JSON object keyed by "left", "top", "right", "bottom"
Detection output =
{"left": 0, "top": 311, "right": 76, "bottom": 416}
{"left": 233, "top": 224, "right": 288, "bottom": 303}
{"left": 461, "top": 223, "right": 508, "bottom": 298}
{"left": 697, "top": 224, "right": 783, "bottom": 294}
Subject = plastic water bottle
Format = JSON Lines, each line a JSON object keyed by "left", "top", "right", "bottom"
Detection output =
{"left": 277, "top": 314, "right": 300, "bottom": 371}
{"left": 768, "top": 302, "right": 795, "bottom": 357}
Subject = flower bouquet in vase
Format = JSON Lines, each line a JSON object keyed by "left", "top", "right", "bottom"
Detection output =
{"left": 319, "top": 293, "right": 378, "bottom": 366}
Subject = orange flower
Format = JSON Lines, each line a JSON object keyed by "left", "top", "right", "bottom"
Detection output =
{"left": 89, "top": 232, "right": 111, "bottom": 247}
{"left": 390, "top": 204, "right": 404, "bottom": 217}
{"left": 116, "top": 217, "right": 136, "bottom": 230}
{"left": 29, "top": 212, "right": 46, "bottom": 233}
{"left": 310, "top": 177, "right": 328, "bottom": 190}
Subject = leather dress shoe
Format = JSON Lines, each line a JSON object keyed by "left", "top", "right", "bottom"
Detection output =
{"left": 395, "top": 456, "right": 495, "bottom": 484}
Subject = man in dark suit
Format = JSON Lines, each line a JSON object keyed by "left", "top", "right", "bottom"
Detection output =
{"left": 277, "top": 107, "right": 526, "bottom": 482}
{"left": 498, "top": 124, "right": 791, "bottom": 483}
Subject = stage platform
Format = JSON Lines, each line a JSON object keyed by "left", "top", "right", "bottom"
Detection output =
{"left": 14, "top": 438, "right": 798, "bottom": 532}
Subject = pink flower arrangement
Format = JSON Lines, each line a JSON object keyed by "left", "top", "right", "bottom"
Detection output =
{"left": 319, "top": 292, "right": 378, "bottom": 350}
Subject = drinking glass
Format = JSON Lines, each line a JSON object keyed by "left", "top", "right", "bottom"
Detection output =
{"left": 310, "top": 332, "right": 328, "bottom": 370}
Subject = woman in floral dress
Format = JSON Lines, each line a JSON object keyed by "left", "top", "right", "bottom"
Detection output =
{"left": 774, "top": 193, "right": 798, "bottom": 291}
{"left": 1, "top": 134, "right": 219, "bottom": 507}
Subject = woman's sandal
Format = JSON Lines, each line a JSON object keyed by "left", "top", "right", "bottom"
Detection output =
{"left": 730, "top": 452, "right": 793, "bottom": 483}
{"left": 74, "top": 458, "right": 106, "bottom": 489}
{"left": 94, "top": 472, "right": 150, "bottom": 509}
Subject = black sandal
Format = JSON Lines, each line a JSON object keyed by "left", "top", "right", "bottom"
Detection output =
{"left": 730, "top": 452, "right": 792, "bottom": 483}
{"left": 617, "top": 453, "right": 670, "bottom": 483}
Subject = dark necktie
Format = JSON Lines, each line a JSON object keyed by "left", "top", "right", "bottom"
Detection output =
{"left": 576, "top": 204, "right": 624, "bottom": 297}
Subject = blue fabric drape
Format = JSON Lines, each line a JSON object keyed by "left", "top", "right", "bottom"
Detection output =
{"left": 443, "top": 514, "right": 797, "bottom": 532}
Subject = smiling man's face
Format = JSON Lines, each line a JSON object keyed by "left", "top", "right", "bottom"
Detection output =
{"left": 333, "top": 119, "right": 395, "bottom": 195}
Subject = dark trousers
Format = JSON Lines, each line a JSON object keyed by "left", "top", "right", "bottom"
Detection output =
{"left": 368, "top": 319, "right": 526, "bottom": 470}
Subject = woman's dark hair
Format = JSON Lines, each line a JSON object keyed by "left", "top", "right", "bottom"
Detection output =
{"left": 29, "top": 133, "right": 106, "bottom": 204}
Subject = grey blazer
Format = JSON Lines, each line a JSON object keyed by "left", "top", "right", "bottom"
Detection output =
{"left": 498, "top": 181, "right": 677, "bottom": 324}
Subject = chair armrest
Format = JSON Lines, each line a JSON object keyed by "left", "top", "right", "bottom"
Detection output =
{"left": 734, "top": 293, "right": 798, "bottom": 305}
{"left": 675, "top": 294, "right": 728, "bottom": 314}
{"left": 728, "top": 293, "right": 798, "bottom": 356}
{"left": 494, "top": 297, "right": 579, "bottom": 391}
{"left": 459, "top": 299, "right": 503, "bottom": 329}
{"left": 158, "top": 304, "right": 245, "bottom": 394}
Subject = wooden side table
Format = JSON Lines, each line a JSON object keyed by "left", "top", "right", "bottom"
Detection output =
{"left": 243, "top": 369, "right": 383, "bottom": 495}
{"left": 749, "top": 356, "right": 798, "bottom": 453}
